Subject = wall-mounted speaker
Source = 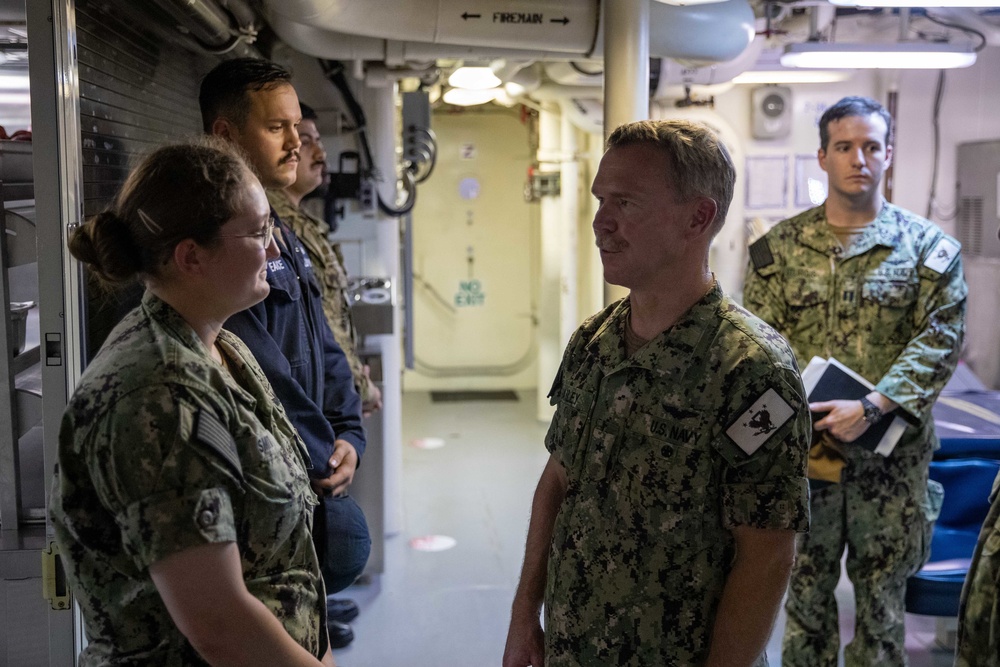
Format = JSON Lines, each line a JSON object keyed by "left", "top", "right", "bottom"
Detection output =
{"left": 751, "top": 86, "right": 792, "bottom": 140}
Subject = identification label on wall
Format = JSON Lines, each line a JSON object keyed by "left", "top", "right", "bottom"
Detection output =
{"left": 455, "top": 279, "right": 485, "bottom": 307}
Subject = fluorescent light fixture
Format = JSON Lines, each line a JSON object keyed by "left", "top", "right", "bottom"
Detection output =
{"left": 781, "top": 42, "right": 976, "bottom": 69}
{"left": 732, "top": 70, "right": 853, "bottom": 84}
{"left": 0, "top": 75, "right": 29, "bottom": 90}
{"left": 831, "top": 0, "right": 999, "bottom": 6}
{"left": 447, "top": 67, "right": 501, "bottom": 90}
{"left": 442, "top": 88, "right": 498, "bottom": 106}
{"left": 0, "top": 92, "right": 30, "bottom": 105}
{"left": 654, "top": 0, "right": 728, "bottom": 5}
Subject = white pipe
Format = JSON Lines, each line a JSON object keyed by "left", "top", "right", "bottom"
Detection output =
{"left": 603, "top": 0, "right": 649, "bottom": 139}
{"left": 543, "top": 33, "right": 764, "bottom": 93}
{"left": 603, "top": 0, "right": 647, "bottom": 306}
{"left": 362, "top": 82, "right": 404, "bottom": 536}
{"left": 265, "top": 0, "right": 755, "bottom": 65}
{"left": 648, "top": 0, "right": 755, "bottom": 66}
{"left": 267, "top": 14, "right": 605, "bottom": 63}
{"left": 559, "top": 106, "right": 580, "bottom": 344}
{"left": 537, "top": 103, "right": 562, "bottom": 423}
{"left": 264, "top": 0, "right": 599, "bottom": 52}
{"left": 654, "top": 35, "right": 766, "bottom": 96}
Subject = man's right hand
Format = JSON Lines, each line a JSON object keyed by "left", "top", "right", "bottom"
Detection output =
{"left": 502, "top": 612, "right": 545, "bottom": 667}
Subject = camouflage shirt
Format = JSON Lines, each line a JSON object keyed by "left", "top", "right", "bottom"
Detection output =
{"left": 544, "top": 283, "right": 811, "bottom": 667}
{"left": 744, "top": 202, "right": 967, "bottom": 456}
{"left": 268, "top": 190, "right": 375, "bottom": 404}
{"left": 956, "top": 468, "right": 1000, "bottom": 667}
{"left": 50, "top": 292, "right": 324, "bottom": 666}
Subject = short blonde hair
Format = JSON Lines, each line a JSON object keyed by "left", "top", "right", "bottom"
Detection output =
{"left": 606, "top": 119, "right": 735, "bottom": 235}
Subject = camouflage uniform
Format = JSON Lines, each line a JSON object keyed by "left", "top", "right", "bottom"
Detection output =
{"left": 956, "top": 469, "right": 1000, "bottom": 667}
{"left": 268, "top": 189, "right": 376, "bottom": 405}
{"left": 743, "top": 202, "right": 967, "bottom": 666}
{"left": 50, "top": 292, "right": 325, "bottom": 666}
{"left": 544, "top": 283, "right": 811, "bottom": 667}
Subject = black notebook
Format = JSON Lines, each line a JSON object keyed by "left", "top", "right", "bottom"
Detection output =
{"left": 801, "top": 356, "right": 907, "bottom": 457}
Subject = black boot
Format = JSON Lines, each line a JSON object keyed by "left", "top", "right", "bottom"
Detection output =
{"left": 327, "top": 597, "right": 360, "bottom": 623}
{"left": 327, "top": 620, "right": 354, "bottom": 649}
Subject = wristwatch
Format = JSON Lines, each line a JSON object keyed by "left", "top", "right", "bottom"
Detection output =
{"left": 859, "top": 396, "right": 884, "bottom": 425}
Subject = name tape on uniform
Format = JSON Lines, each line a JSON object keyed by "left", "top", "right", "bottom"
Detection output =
{"left": 726, "top": 388, "right": 794, "bottom": 456}
{"left": 924, "top": 237, "right": 959, "bottom": 274}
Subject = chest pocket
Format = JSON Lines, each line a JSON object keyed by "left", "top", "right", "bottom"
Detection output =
{"left": 612, "top": 413, "right": 712, "bottom": 552}
{"left": 547, "top": 382, "right": 597, "bottom": 474}
{"left": 781, "top": 269, "right": 829, "bottom": 344}
{"left": 861, "top": 270, "right": 918, "bottom": 344}
{"left": 265, "top": 258, "right": 310, "bottom": 369}
{"left": 234, "top": 424, "right": 313, "bottom": 565}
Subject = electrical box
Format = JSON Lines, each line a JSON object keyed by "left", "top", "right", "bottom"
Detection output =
{"left": 402, "top": 91, "right": 432, "bottom": 166}
{"left": 751, "top": 86, "right": 792, "bottom": 140}
{"left": 956, "top": 140, "right": 1000, "bottom": 259}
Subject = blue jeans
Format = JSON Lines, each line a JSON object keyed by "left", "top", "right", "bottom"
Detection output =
{"left": 314, "top": 494, "right": 371, "bottom": 594}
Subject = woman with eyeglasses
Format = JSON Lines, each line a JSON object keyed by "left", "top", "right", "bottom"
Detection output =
{"left": 50, "top": 138, "right": 336, "bottom": 666}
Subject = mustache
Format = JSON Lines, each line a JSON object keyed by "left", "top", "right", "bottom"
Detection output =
{"left": 595, "top": 236, "right": 627, "bottom": 252}
{"left": 279, "top": 150, "right": 300, "bottom": 165}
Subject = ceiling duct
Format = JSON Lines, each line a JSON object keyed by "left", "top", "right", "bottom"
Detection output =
{"left": 262, "top": 0, "right": 755, "bottom": 65}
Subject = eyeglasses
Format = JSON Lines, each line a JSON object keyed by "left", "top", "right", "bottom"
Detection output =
{"left": 217, "top": 217, "right": 275, "bottom": 249}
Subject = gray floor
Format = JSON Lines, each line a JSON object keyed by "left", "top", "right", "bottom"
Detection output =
{"left": 333, "top": 391, "right": 956, "bottom": 667}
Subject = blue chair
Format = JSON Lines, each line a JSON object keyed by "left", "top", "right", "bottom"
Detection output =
{"left": 933, "top": 391, "right": 1000, "bottom": 461}
{"left": 905, "top": 458, "right": 1000, "bottom": 617}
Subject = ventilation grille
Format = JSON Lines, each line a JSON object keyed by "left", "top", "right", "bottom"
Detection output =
{"left": 77, "top": 3, "right": 219, "bottom": 216}
{"left": 957, "top": 196, "right": 984, "bottom": 257}
{"left": 76, "top": 2, "right": 225, "bottom": 358}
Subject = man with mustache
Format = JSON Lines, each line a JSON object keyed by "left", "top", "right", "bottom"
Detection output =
{"left": 744, "top": 96, "right": 968, "bottom": 665}
{"left": 269, "top": 102, "right": 383, "bottom": 418}
{"left": 504, "top": 120, "right": 812, "bottom": 667}
{"left": 266, "top": 101, "right": 383, "bottom": 634}
{"left": 200, "top": 58, "right": 369, "bottom": 650}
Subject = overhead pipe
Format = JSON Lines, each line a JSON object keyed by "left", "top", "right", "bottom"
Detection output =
{"left": 155, "top": 0, "right": 258, "bottom": 53}
{"left": 263, "top": 0, "right": 755, "bottom": 65}
{"left": 929, "top": 8, "right": 1000, "bottom": 46}
{"left": 537, "top": 103, "right": 563, "bottom": 423}
{"left": 267, "top": 15, "right": 604, "bottom": 64}
{"left": 542, "top": 34, "right": 765, "bottom": 93}
{"left": 264, "top": 0, "right": 600, "bottom": 53}
{"left": 219, "top": 0, "right": 258, "bottom": 27}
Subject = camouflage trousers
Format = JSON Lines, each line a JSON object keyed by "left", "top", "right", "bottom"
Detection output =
{"left": 782, "top": 443, "right": 937, "bottom": 667}
{"left": 955, "top": 471, "right": 1000, "bottom": 667}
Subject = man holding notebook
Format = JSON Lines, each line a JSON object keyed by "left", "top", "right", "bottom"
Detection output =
{"left": 743, "top": 96, "right": 967, "bottom": 666}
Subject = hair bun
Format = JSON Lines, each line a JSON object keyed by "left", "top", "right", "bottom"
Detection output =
{"left": 68, "top": 210, "right": 144, "bottom": 284}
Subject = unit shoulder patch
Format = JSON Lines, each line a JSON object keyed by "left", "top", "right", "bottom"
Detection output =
{"left": 923, "top": 236, "right": 960, "bottom": 274}
{"left": 725, "top": 388, "right": 794, "bottom": 456}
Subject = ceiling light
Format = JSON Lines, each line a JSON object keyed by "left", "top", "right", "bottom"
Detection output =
{"left": 0, "top": 74, "right": 29, "bottom": 90}
{"left": 654, "top": 0, "right": 729, "bottom": 5}
{"left": 831, "top": 0, "right": 999, "bottom": 6}
{"left": 0, "top": 92, "right": 30, "bottom": 104}
{"left": 732, "top": 70, "right": 853, "bottom": 84}
{"left": 447, "top": 67, "right": 501, "bottom": 90}
{"left": 504, "top": 81, "right": 527, "bottom": 97}
{"left": 442, "top": 88, "right": 498, "bottom": 107}
{"left": 781, "top": 42, "right": 976, "bottom": 69}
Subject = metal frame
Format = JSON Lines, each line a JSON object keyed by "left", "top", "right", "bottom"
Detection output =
{"left": 27, "top": 0, "right": 84, "bottom": 662}
{"left": 0, "top": 178, "right": 23, "bottom": 532}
